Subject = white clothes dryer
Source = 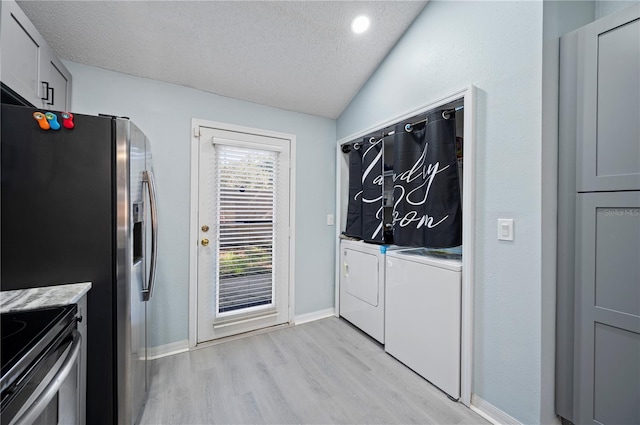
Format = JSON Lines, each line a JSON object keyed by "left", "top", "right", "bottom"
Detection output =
{"left": 339, "top": 239, "right": 400, "bottom": 343}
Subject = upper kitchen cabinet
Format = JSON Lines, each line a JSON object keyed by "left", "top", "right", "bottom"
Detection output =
{"left": 0, "top": 0, "right": 71, "bottom": 110}
{"left": 574, "top": 5, "right": 640, "bottom": 192}
{"left": 40, "top": 57, "right": 71, "bottom": 111}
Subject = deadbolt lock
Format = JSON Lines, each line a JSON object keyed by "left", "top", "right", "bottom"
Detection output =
{"left": 201, "top": 225, "right": 210, "bottom": 232}
{"left": 201, "top": 238, "right": 209, "bottom": 247}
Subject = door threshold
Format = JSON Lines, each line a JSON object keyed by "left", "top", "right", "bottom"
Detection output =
{"left": 192, "top": 322, "right": 292, "bottom": 351}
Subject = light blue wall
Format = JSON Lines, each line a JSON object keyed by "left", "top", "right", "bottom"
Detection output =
{"left": 64, "top": 61, "right": 337, "bottom": 348}
{"left": 596, "top": 0, "right": 639, "bottom": 18}
{"left": 337, "top": 1, "right": 544, "bottom": 423}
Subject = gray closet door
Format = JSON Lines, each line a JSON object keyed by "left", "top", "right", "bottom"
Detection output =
{"left": 556, "top": 27, "right": 580, "bottom": 420}
{"left": 575, "top": 191, "right": 640, "bottom": 425}
{"left": 576, "top": 5, "right": 640, "bottom": 192}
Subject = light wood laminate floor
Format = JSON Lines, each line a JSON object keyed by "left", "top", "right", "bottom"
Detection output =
{"left": 139, "top": 317, "right": 488, "bottom": 424}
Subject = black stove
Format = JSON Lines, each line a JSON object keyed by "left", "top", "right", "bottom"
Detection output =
{"left": 1, "top": 305, "right": 77, "bottom": 395}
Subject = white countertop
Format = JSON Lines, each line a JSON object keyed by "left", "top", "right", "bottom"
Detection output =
{"left": 0, "top": 282, "right": 92, "bottom": 313}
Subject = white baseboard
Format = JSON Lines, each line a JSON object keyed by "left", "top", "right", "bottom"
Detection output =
{"left": 470, "top": 394, "right": 523, "bottom": 425}
{"left": 294, "top": 308, "right": 335, "bottom": 325}
{"left": 147, "top": 339, "right": 189, "bottom": 360}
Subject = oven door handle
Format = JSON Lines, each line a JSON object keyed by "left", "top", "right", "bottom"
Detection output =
{"left": 12, "top": 330, "right": 81, "bottom": 425}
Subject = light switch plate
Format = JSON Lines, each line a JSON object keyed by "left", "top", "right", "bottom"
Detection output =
{"left": 327, "top": 214, "right": 334, "bottom": 226}
{"left": 498, "top": 218, "right": 514, "bottom": 241}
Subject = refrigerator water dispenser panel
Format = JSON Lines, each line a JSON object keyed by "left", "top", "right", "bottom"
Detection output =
{"left": 133, "top": 202, "right": 143, "bottom": 264}
{"left": 133, "top": 201, "right": 143, "bottom": 222}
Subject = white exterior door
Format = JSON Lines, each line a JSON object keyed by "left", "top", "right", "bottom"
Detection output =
{"left": 196, "top": 125, "right": 292, "bottom": 343}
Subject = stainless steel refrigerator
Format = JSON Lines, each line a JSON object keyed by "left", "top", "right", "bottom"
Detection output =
{"left": 1, "top": 104, "right": 158, "bottom": 424}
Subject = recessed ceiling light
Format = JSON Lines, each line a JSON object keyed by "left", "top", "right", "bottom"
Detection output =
{"left": 351, "top": 15, "right": 370, "bottom": 34}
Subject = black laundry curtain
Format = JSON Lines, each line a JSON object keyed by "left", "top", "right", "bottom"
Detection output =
{"left": 344, "top": 147, "right": 363, "bottom": 238}
{"left": 392, "top": 109, "right": 462, "bottom": 248}
{"left": 361, "top": 138, "right": 384, "bottom": 243}
{"left": 344, "top": 138, "right": 384, "bottom": 243}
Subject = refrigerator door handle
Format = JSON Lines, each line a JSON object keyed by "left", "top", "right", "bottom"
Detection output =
{"left": 142, "top": 169, "right": 158, "bottom": 301}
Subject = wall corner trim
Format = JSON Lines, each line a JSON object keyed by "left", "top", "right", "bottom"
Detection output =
{"left": 294, "top": 308, "right": 336, "bottom": 325}
{"left": 147, "top": 339, "right": 190, "bottom": 360}
{"left": 470, "top": 394, "right": 529, "bottom": 425}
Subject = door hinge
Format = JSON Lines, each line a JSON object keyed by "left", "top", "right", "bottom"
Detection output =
{"left": 193, "top": 127, "right": 200, "bottom": 138}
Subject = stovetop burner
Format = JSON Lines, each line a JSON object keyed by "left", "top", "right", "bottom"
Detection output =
{"left": 1, "top": 305, "right": 77, "bottom": 392}
{"left": 1, "top": 320, "right": 26, "bottom": 340}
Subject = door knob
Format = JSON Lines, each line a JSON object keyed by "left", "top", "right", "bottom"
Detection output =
{"left": 201, "top": 225, "right": 209, "bottom": 232}
{"left": 201, "top": 238, "right": 209, "bottom": 246}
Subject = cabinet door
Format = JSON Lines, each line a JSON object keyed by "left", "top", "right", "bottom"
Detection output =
{"left": 41, "top": 54, "right": 71, "bottom": 111}
{"left": 0, "top": 0, "right": 45, "bottom": 106}
{"left": 575, "top": 191, "right": 640, "bottom": 425}
{"left": 577, "top": 5, "right": 640, "bottom": 192}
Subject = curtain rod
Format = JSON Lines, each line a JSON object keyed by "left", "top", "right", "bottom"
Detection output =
{"left": 341, "top": 105, "right": 464, "bottom": 152}
{"left": 405, "top": 106, "right": 464, "bottom": 132}
{"left": 342, "top": 136, "right": 383, "bottom": 153}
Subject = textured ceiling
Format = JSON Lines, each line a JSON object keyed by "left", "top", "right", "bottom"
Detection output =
{"left": 17, "top": 1, "right": 428, "bottom": 119}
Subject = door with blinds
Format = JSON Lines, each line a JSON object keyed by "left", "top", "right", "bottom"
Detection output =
{"left": 197, "top": 126, "right": 291, "bottom": 342}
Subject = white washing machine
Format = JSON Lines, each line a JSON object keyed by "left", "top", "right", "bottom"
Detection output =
{"left": 384, "top": 247, "right": 462, "bottom": 399}
{"left": 339, "top": 239, "right": 400, "bottom": 343}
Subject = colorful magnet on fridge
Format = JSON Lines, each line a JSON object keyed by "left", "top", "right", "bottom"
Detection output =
{"left": 45, "top": 112, "right": 61, "bottom": 130}
{"left": 61, "top": 112, "right": 75, "bottom": 129}
{"left": 33, "top": 112, "right": 50, "bottom": 130}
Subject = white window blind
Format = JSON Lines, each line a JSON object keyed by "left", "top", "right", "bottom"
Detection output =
{"left": 214, "top": 144, "right": 278, "bottom": 317}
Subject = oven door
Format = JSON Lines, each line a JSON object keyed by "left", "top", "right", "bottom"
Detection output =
{"left": 3, "top": 328, "right": 81, "bottom": 425}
